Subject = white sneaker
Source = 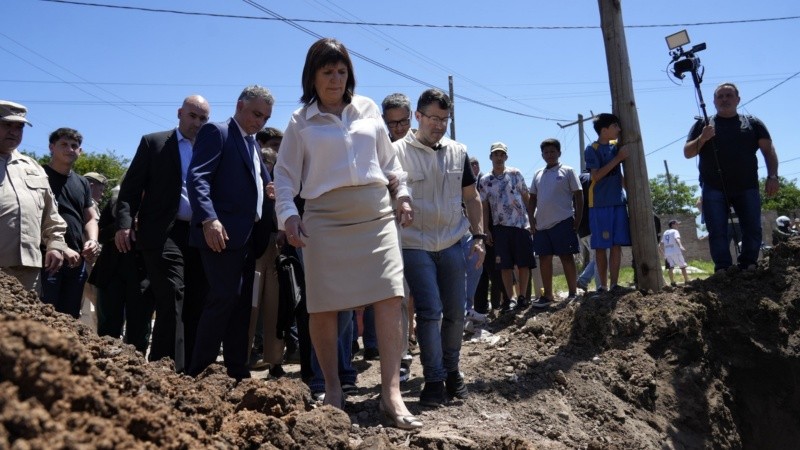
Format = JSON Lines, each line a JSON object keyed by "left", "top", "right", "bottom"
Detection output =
{"left": 465, "top": 309, "right": 488, "bottom": 324}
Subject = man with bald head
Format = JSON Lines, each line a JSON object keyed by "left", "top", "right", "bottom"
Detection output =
{"left": 115, "top": 95, "right": 211, "bottom": 372}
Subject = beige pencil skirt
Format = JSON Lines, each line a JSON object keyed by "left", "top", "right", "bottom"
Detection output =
{"left": 303, "top": 183, "right": 405, "bottom": 313}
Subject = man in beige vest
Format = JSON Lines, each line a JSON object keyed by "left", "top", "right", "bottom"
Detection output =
{"left": 393, "top": 88, "right": 485, "bottom": 408}
{"left": 0, "top": 100, "right": 68, "bottom": 292}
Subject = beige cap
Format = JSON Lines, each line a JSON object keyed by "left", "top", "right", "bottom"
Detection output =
{"left": 0, "top": 100, "right": 32, "bottom": 126}
{"left": 489, "top": 142, "right": 508, "bottom": 154}
{"left": 84, "top": 172, "right": 108, "bottom": 185}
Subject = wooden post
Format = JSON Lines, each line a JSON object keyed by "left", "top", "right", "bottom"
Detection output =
{"left": 598, "top": 0, "right": 663, "bottom": 292}
{"left": 448, "top": 75, "right": 456, "bottom": 140}
{"left": 578, "top": 114, "right": 586, "bottom": 171}
{"left": 664, "top": 160, "right": 674, "bottom": 211}
{"left": 557, "top": 113, "right": 595, "bottom": 171}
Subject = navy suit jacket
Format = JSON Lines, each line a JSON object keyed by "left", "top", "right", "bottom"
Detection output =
{"left": 187, "top": 118, "right": 273, "bottom": 253}
{"left": 115, "top": 130, "right": 184, "bottom": 250}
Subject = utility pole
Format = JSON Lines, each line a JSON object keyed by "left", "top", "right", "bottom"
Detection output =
{"left": 448, "top": 75, "right": 456, "bottom": 140}
{"left": 557, "top": 112, "right": 595, "bottom": 170}
{"left": 664, "top": 160, "right": 674, "bottom": 211}
{"left": 558, "top": 113, "right": 595, "bottom": 271}
{"left": 598, "top": 0, "right": 663, "bottom": 292}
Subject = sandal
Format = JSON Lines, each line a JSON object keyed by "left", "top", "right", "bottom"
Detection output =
{"left": 379, "top": 399, "right": 422, "bottom": 430}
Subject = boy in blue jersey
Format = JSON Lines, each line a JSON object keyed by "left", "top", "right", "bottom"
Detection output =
{"left": 584, "top": 114, "right": 631, "bottom": 294}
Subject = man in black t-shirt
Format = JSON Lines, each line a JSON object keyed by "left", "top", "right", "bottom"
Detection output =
{"left": 41, "top": 128, "right": 99, "bottom": 318}
{"left": 683, "top": 82, "right": 779, "bottom": 272}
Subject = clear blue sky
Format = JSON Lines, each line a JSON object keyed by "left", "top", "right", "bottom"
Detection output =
{"left": 4, "top": 0, "right": 799, "bottom": 192}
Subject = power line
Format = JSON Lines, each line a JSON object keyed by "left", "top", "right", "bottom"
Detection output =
{"left": 38, "top": 0, "right": 800, "bottom": 30}
{"left": 0, "top": 31, "right": 174, "bottom": 125}
{"left": 307, "top": 0, "right": 564, "bottom": 119}
{"left": 240, "top": 0, "right": 566, "bottom": 121}
{"left": 0, "top": 43, "right": 167, "bottom": 128}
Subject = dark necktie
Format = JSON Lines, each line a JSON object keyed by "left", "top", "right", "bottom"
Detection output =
{"left": 245, "top": 135, "right": 264, "bottom": 220}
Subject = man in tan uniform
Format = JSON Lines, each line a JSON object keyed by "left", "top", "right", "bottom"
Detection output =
{"left": 0, "top": 100, "right": 68, "bottom": 292}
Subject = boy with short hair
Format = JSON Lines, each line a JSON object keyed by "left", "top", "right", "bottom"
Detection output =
{"left": 584, "top": 113, "right": 631, "bottom": 294}
{"left": 660, "top": 220, "right": 690, "bottom": 287}
{"left": 42, "top": 127, "right": 100, "bottom": 317}
{"left": 528, "top": 138, "right": 582, "bottom": 307}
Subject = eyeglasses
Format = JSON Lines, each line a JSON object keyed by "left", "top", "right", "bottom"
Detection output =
{"left": 385, "top": 118, "right": 411, "bottom": 129}
{"left": 418, "top": 111, "right": 450, "bottom": 126}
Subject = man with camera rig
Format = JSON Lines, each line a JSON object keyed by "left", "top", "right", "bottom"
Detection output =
{"left": 683, "top": 82, "right": 779, "bottom": 273}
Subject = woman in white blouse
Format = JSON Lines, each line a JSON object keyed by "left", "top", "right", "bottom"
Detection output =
{"left": 273, "top": 38, "right": 420, "bottom": 429}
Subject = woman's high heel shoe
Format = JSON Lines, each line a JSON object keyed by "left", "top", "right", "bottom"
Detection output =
{"left": 379, "top": 399, "right": 423, "bottom": 430}
{"left": 322, "top": 391, "right": 346, "bottom": 411}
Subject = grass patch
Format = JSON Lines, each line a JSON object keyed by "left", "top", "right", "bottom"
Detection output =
{"left": 548, "top": 259, "right": 714, "bottom": 293}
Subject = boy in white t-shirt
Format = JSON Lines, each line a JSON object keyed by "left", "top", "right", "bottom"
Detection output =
{"left": 660, "top": 219, "right": 689, "bottom": 287}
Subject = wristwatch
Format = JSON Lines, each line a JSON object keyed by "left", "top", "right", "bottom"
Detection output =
{"left": 471, "top": 234, "right": 486, "bottom": 241}
{"left": 768, "top": 175, "right": 779, "bottom": 180}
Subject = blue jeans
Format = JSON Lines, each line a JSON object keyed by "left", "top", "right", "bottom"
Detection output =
{"left": 462, "top": 234, "right": 484, "bottom": 311}
{"left": 403, "top": 242, "right": 466, "bottom": 382}
{"left": 309, "top": 310, "right": 357, "bottom": 393}
{"left": 41, "top": 259, "right": 88, "bottom": 319}
{"left": 577, "top": 235, "right": 599, "bottom": 288}
{"left": 702, "top": 187, "right": 762, "bottom": 271}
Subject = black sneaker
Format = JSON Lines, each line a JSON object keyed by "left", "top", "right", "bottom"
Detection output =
{"left": 516, "top": 295, "right": 531, "bottom": 308}
{"left": 531, "top": 296, "right": 552, "bottom": 309}
{"left": 269, "top": 364, "right": 286, "bottom": 378}
{"left": 399, "top": 365, "right": 411, "bottom": 383}
{"left": 419, "top": 381, "right": 446, "bottom": 407}
{"left": 400, "top": 354, "right": 412, "bottom": 383}
{"left": 363, "top": 347, "right": 380, "bottom": 361}
{"left": 341, "top": 383, "right": 358, "bottom": 396}
{"left": 501, "top": 298, "right": 517, "bottom": 313}
{"left": 446, "top": 371, "right": 469, "bottom": 399}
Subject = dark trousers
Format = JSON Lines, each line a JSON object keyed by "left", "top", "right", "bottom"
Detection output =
{"left": 189, "top": 241, "right": 256, "bottom": 380}
{"left": 474, "top": 244, "right": 505, "bottom": 313}
{"left": 141, "top": 220, "right": 206, "bottom": 373}
{"left": 96, "top": 253, "right": 155, "bottom": 354}
{"left": 41, "top": 260, "right": 87, "bottom": 319}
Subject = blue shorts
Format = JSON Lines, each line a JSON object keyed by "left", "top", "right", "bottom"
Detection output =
{"left": 589, "top": 205, "right": 631, "bottom": 249}
{"left": 533, "top": 217, "right": 579, "bottom": 256}
{"left": 492, "top": 225, "right": 536, "bottom": 269}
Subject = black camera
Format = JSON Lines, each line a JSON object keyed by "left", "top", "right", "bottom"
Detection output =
{"left": 671, "top": 43, "right": 706, "bottom": 79}
{"left": 665, "top": 30, "right": 711, "bottom": 123}
{"left": 666, "top": 31, "right": 706, "bottom": 80}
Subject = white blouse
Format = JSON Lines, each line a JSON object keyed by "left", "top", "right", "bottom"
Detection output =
{"left": 274, "top": 94, "right": 409, "bottom": 228}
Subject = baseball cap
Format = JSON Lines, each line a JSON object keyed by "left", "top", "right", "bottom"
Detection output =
{"left": 668, "top": 219, "right": 680, "bottom": 227}
{"left": 0, "top": 100, "right": 32, "bottom": 126}
{"left": 84, "top": 172, "right": 108, "bottom": 185}
{"left": 489, "top": 142, "right": 508, "bottom": 154}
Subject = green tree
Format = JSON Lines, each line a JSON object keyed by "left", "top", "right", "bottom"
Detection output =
{"left": 21, "top": 148, "right": 129, "bottom": 208}
{"left": 649, "top": 173, "right": 698, "bottom": 216}
{"left": 760, "top": 176, "right": 800, "bottom": 215}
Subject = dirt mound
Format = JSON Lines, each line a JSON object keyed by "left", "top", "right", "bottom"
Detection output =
{"left": 2, "top": 238, "right": 800, "bottom": 449}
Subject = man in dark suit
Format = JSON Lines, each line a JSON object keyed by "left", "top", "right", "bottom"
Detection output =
{"left": 187, "top": 85, "right": 274, "bottom": 380}
{"left": 114, "top": 95, "right": 211, "bottom": 373}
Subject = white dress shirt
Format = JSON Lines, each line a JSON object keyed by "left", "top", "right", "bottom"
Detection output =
{"left": 175, "top": 128, "right": 193, "bottom": 221}
{"left": 273, "top": 94, "right": 409, "bottom": 228}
